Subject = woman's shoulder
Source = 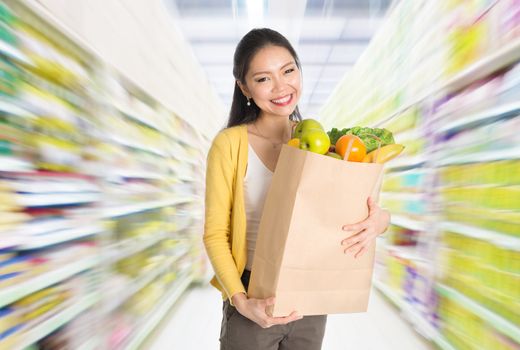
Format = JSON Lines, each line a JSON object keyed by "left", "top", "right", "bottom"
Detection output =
{"left": 211, "top": 124, "right": 248, "bottom": 149}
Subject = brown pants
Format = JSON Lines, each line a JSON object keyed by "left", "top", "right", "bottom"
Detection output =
{"left": 219, "top": 271, "right": 327, "bottom": 350}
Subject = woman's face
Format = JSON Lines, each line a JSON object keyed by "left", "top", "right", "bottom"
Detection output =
{"left": 240, "top": 45, "right": 302, "bottom": 119}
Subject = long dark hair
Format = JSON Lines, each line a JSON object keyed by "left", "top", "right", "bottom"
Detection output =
{"left": 227, "top": 28, "right": 302, "bottom": 128}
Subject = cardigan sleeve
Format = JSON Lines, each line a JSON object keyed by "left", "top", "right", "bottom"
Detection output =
{"left": 203, "top": 133, "right": 246, "bottom": 302}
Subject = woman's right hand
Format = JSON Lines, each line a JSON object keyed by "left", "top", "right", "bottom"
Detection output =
{"left": 231, "top": 293, "right": 302, "bottom": 328}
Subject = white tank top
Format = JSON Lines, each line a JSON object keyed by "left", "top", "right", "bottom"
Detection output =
{"left": 244, "top": 144, "right": 273, "bottom": 270}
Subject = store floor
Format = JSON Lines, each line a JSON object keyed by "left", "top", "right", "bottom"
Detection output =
{"left": 145, "top": 284, "right": 434, "bottom": 350}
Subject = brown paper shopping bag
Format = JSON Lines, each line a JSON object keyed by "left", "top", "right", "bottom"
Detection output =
{"left": 248, "top": 145, "right": 384, "bottom": 317}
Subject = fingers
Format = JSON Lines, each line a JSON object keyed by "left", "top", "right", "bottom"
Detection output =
{"left": 342, "top": 218, "right": 373, "bottom": 232}
{"left": 341, "top": 230, "right": 373, "bottom": 259}
{"left": 258, "top": 311, "right": 302, "bottom": 328}
{"left": 367, "top": 196, "right": 377, "bottom": 209}
{"left": 243, "top": 297, "right": 302, "bottom": 329}
{"left": 266, "top": 311, "right": 303, "bottom": 327}
{"left": 344, "top": 240, "right": 370, "bottom": 259}
{"left": 277, "top": 311, "right": 303, "bottom": 323}
{"left": 287, "top": 310, "right": 302, "bottom": 320}
{"left": 341, "top": 230, "right": 367, "bottom": 248}
{"left": 354, "top": 246, "right": 367, "bottom": 259}
{"left": 342, "top": 210, "right": 380, "bottom": 236}
{"left": 340, "top": 199, "right": 382, "bottom": 261}
{"left": 368, "top": 197, "right": 381, "bottom": 218}
{"left": 342, "top": 198, "right": 380, "bottom": 231}
{"left": 264, "top": 297, "right": 276, "bottom": 306}
{"left": 342, "top": 222, "right": 365, "bottom": 232}
{"left": 343, "top": 239, "right": 363, "bottom": 254}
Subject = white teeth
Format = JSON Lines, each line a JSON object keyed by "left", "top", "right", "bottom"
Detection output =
{"left": 272, "top": 95, "right": 291, "bottom": 104}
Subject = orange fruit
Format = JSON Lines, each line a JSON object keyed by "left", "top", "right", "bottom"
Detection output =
{"left": 287, "top": 138, "right": 300, "bottom": 148}
{"left": 335, "top": 135, "right": 366, "bottom": 162}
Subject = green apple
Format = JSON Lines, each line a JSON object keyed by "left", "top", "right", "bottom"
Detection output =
{"left": 326, "top": 152, "right": 342, "bottom": 160}
{"left": 293, "top": 119, "right": 324, "bottom": 139}
{"left": 299, "top": 129, "right": 330, "bottom": 155}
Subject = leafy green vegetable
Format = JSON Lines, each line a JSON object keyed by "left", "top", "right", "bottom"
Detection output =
{"left": 327, "top": 126, "right": 395, "bottom": 153}
{"left": 327, "top": 127, "right": 350, "bottom": 145}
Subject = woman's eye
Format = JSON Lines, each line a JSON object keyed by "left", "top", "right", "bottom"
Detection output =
{"left": 256, "top": 77, "right": 268, "bottom": 83}
{"left": 285, "top": 68, "right": 295, "bottom": 74}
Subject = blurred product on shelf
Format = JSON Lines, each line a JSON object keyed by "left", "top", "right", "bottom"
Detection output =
{"left": 439, "top": 232, "right": 519, "bottom": 324}
{"left": 321, "top": 0, "right": 520, "bottom": 128}
{"left": 321, "top": 1, "right": 520, "bottom": 349}
{"left": 35, "top": 309, "right": 99, "bottom": 350}
{"left": 0, "top": 271, "right": 97, "bottom": 349}
{"left": 103, "top": 237, "right": 192, "bottom": 349}
{"left": 0, "top": 0, "right": 206, "bottom": 349}
{"left": 2, "top": 0, "right": 519, "bottom": 348}
{"left": 385, "top": 225, "right": 420, "bottom": 246}
{"left": 437, "top": 291, "right": 520, "bottom": 350}
{"left": 382, "top": 169, "right": 427, "bottom": 193}
{"left": 381, "top": 194, "right": 427, "bottom": 218}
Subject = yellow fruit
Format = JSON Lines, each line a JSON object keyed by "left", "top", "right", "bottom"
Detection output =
{"left": 287, "top": 138, "right": 300, "bottom": 148}
{"left": 364, "top": 144, "right": 405, "bottom": 163}
{"left": 362, "top": 153, "right": 373, "bottom": 163}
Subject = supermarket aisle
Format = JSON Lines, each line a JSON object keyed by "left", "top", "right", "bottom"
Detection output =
{"left": 147, "top": 284, "right": 433, "bottom": 350}
{"left": 1, "top": 0, "right": 519, "bottom": 349}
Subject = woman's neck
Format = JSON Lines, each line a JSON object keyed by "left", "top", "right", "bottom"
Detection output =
{"left": 255, "top": 114, "right": 292, "bottom": 141}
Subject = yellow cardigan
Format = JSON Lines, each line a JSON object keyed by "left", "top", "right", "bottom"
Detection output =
{"left": 204, "top": 124, "right": 249, "bottom": 303}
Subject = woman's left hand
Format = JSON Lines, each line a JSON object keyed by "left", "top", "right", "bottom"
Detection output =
{"left": 341, "top": 197, "right": 390, "bottom": 259}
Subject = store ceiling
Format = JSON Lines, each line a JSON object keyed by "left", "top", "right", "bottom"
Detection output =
{"left": 166, "top": 0, "right": 392, "bottom": 120}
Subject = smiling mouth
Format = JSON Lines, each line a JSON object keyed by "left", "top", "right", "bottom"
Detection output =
{"left": 271, "top": 94, "right": 293, "bottom": 106}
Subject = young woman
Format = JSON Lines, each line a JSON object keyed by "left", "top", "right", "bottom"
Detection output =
{"left": 204, "top": 28, "right": 391, "bottom": 350}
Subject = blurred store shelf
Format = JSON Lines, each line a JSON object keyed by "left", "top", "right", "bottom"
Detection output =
{"left": 100, "top": 197, "right": 194, "bottom": 219}
{"left": 373, "top": 280, "right": 457, "bottom": 350}
{"left": 16, "top": 224, "right": 105, "bottom": 250}
{"left": 435, "top": 101, "right": 520, "bottom": 133}
{"left": 0, "top": 0, "right": 207, "bottom": 348}
{"left": 439, "top": 221, "right": 520, "bottom": 251}
{"left": 0, "top": 256, "right": 99, "bottom": 308}
{"left": 13, "top": 293, "right": 100, "bottom": 350}
{"left": 122, "top": 273, "right": 193, "bottom": 350}
{"left": 323, "top": 1, "right": 520, "bottom": 350}
{"left": 390, "top": 214, "right": 427, "bottom": 232}
{"left": 436, "top": 284, "right": 520, "bottom": 344}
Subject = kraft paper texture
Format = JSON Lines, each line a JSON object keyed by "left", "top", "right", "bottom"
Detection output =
{"left": 249, "top": 145, "right": 384, "bottom": 317}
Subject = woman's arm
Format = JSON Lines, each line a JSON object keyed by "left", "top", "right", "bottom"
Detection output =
{"left": 203, "top": 138, "right": 245, "bottom": 302}
{"left": 204, "top": 136, "right": 302, "bottom": 327}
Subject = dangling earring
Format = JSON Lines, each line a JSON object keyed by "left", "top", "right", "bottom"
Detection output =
{"left": 246, "top": 97, "right": 251, "bottom": 106}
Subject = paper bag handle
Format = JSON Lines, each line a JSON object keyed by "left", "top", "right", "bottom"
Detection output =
{"left": 342, "top": 134, "right": 382, "bottom": 163}
{"left": 367, "top": 134, "right": 382, "bottom": 163}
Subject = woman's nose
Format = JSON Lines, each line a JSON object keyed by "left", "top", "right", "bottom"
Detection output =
{"left": 271, "top": 76, "right": 286, "bottom": 93}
